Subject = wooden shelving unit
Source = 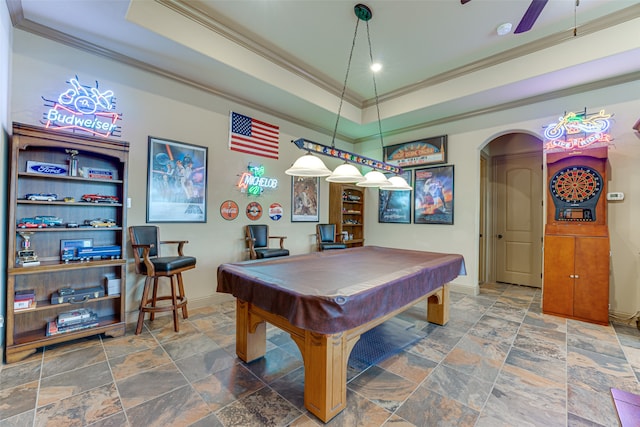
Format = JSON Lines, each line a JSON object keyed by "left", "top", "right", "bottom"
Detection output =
{"left": 5, "top": 123, "right": 129, "bottom": 363}
{"left": 329, "top": 183, "right": 365, "bottom": 248}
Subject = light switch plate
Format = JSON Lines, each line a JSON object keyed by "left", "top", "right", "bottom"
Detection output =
{"left": 607, "top": 192, "right": 624, "bottom": 201}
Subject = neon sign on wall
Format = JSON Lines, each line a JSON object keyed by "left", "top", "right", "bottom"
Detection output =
{"left": 42, "top": 76, "right": 122, "bottom": 138}
{"left": 237, "top": 163, "right": 279, "bottom": 195}
{"left": 543, "top": 109, "right": 612, "bottom": 151}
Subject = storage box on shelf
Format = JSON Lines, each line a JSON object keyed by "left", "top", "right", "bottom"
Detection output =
{"left": 329, "top": 183, "right": 365, "bottom": 248}
{"left": 5, "top": 123, "right": 129, "bottom": 363}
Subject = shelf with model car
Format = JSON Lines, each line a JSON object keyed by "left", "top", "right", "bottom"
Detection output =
{"left": 6, "top": 122, "right": 129, "bottom": 363}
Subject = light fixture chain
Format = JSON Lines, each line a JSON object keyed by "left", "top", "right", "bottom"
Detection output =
{"left": 366, "top": 21, "right": 384, "bottom": 151}
{"left": 331, "top": 16, "right": 361, "bottom": 148}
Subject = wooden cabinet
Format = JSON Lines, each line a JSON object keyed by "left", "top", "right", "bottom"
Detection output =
{"left": 329, "top": 183, "right": 365, "bottom": 248}
{"left": 543, "top": 147, "right": 610, "bottom": 325}
{"left": 543, "top": 234, "right": 609, "bottom": 325}
{"left": 5, "top": 123, "right": 129, "bottom": 363}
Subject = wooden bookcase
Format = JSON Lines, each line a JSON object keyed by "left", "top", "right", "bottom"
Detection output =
{"left": 329, "top": 183, "right": 365, "bottom": 248}
{"left": 5, "top": 123, "right": 129, "bottom": 363}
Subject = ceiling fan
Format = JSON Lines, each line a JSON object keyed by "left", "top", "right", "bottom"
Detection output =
{"left": 461, "top": 0, "right": 549, "bottom": 34}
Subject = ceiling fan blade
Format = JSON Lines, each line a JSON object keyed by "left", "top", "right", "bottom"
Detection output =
{"left": 460, "top": 0, "right": 472, "bottom": 4}
{"left": 514, "top": 0, "right": 549, "bottom": 34}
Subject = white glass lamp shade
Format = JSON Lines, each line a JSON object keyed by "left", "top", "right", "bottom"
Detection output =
{"left": 356, "top": 170, "right": 391, "bottom": 187}
{"left": 325, "top": 163, "right": 365, "bottom": 183}
{"left": 285, "top": 153, "right": 332, "bottom": 177}
{"left": 379, "top": 175, "right": 412, "bottom": 191}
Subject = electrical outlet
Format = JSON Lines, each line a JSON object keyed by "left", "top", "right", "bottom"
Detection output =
{"left": 606, "top": 192, "right": 624, "bottom": 201}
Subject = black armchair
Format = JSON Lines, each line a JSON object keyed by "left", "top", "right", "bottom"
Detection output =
{"left": 316, "top": 223, "right": 347, "bottom": 251}
{"left": 129, "top": 225, "right": 196, "bottom": 335}
{"left": 245, "top": 224, "right": 289, "bottom": 259}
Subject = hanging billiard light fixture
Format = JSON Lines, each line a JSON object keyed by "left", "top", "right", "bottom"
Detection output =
{"left": 286, "top": 4, "right": 409, "bottom": 190}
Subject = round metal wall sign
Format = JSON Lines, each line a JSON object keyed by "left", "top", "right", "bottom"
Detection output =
{"left": 220, "top": 200, "right": 239, "bottom": 220}
{"left": 246, "top": 202, "right": 263, "bottom": 220}
{"left": 269, "top": 203, "right": 283, "bottom": 221}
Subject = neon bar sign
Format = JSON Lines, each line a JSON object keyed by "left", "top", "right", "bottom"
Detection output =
{"left": 543, "top": 109, "right": 612, "bottom": 150}
{"left": 42, "top": 77, "right": 122, "bottom": 138}
{"left": 292, "top": 138, "right": 403, "bottom": 174}
{"left": 237, "top": 163, "right": 279, "bottom": 195}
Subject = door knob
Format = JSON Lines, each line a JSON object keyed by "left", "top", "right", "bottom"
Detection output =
{"left": 497, "top": 234, "right": 503, "bottom": 239}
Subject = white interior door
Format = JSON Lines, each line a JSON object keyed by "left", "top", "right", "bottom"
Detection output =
{"left": 494, "top": 152, "right": 543, "bottom": 287}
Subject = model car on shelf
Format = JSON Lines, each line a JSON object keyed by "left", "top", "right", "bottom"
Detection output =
{"left": 17, "top": 218, "right": 47, "bottom": 228}
{"left": 25, "top": 193, "right": 58, "bottom": 201}
{"left": 85, "top": 218, "right": 117, "bottom": 228}
{"left": 81, "top": 194, "right": 119, "bottom": 204}
{"left": 63, "top": 197, "right": 75, "bottom": 203}
{"left": 34, "top": 215, "right": 64, "bottom": 226}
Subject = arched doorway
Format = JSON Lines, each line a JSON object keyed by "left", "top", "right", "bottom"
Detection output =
{"left": 480, "top": 132, "right": 544, "bottom": 287}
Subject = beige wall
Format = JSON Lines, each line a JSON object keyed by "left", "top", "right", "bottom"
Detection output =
{"left": 361, "top": 89, "right": 640, "bottom": 319}
{"left": 1, "top": 2, "right": 13, "bottom": 348}
{"left": 8, "top": 28, "right": 640, "bottom": 324}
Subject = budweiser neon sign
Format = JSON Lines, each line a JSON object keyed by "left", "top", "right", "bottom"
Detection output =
{"left": 42, "top": 77, "right": 122, "bottom": 137}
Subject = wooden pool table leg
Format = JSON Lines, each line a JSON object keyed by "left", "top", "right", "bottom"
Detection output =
{"left": 235, "top": 299, "right": 266, "bottom": 363}
{"left": 427, "top": 283, "right": 450, "bottom": 325}
{"left": 301, "top": 330, "right": 359, "bottom": 423}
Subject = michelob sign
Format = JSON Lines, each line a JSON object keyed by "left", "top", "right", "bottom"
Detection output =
{"left": 42, "top": 76, "right": 122, "bottom": 138}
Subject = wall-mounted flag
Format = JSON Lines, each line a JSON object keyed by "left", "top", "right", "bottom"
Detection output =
{"left": 229, "top": 112, "right": 279, "bottom": 159}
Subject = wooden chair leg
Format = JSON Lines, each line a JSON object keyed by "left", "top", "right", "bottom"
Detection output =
{"left": 170, "top": 275, "right": 179, "bottom": 332}
{"left": 150, "top": 278, "right": 159, "bottom": 321}
{"left": 177, "top": 273, "right": 188, "bottom": 319}
{"left": 136, "top": 277, "right": 152, "bottom": 335}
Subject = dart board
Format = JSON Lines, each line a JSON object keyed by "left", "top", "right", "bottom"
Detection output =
{"left": 549, "top": 165, "right": 602, "bottom": 221}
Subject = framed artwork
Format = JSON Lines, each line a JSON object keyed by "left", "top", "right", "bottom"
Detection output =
{"left": 291, "top": 176, "right": 319, "bottom": 222}
{"left": 414, "top": 165, "right": 454, "bottom": 225}
{"left": 378, "top": 170, "right": 412, "bottom": 224}
{"left": 146, "top": 136, "right": 208, "bottom": 223}
{"left": 384, "top": 135, "right": 447, "bottom": 168}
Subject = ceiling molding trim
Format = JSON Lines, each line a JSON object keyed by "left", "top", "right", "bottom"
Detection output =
{"left": 6, "top": 0, "right": 25, "bottom": 26}
{"left": 365, "top": 3, "right": 640, "bottom": 108}
{"left": 11, "top": 16, "right": 349, "bottom": 143}
{"left": 10, "top": 3, "right": 639, "bottom": 147}
{"left": 156, "top": 0, "right": 363, "bottom": 106}
{"left": 355, "top": 70, "right": 640, "bottom": 145}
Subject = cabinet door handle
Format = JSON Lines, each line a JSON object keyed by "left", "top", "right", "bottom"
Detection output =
{"left": 569, "top": 274, "right": 574, "bottom": 278}
{"left": 574, "top": 275, "right": 579, "bottom": 279}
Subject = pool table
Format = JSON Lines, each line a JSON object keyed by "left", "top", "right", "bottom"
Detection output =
{"left": 217, "top": 246, "right": 465, "bottom": 422}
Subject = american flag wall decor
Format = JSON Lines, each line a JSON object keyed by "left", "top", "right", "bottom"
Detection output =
{"left": 229, "top": 112, "right": 279, "bottom": 159}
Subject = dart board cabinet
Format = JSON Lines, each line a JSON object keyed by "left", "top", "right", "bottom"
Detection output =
{"left": 543, "top": 146, "right": 609, "bottom": 325}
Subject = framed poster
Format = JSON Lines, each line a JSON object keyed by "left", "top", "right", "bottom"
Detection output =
{"left": 384, "top": 135, "right": 447, "bottom": 168}
{"left": 378, "top": 170, "right": 412, "bottom": 224}
{"left": 414, "top": 165, "right": 454, "bottom": 225}
{"left": 146, "top": 136, "right": 208, "bottom": 223}
{"left": 291, "top": 176, "right": 319, "bottom": 222}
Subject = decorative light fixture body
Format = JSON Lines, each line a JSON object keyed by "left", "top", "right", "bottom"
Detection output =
{"left": 292, "top": 138, "right": 403, "bottom": 175}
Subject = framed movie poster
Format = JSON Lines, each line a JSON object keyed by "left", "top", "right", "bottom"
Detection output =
{"left": 384, "top": 135, "right": 447, "bottom": 168}
{"left": 291, "top": 176, "right": 319, "bottom": 222}
{"left": 378, "top": 170, "right": 412, "bottom": 224}
{"left": 414, "top": 165, "right": 454, "bottom": 225}
{"left": 146, "top": 136, "right": 208, "bottom": 223}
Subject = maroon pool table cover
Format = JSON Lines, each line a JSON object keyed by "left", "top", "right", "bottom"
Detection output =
{"left": 216, "top": 246, "right": 466, "bottom": 334}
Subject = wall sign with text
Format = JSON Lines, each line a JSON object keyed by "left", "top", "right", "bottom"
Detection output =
{"left": 42, "top": 76, "right": 122, "bottom": 138}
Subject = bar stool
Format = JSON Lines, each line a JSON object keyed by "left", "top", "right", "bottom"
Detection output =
{"left": 128, "top": 226, "right": 196, "bottom": 335}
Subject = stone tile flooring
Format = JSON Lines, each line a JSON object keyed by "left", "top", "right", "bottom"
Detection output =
{"left": 1, "top": 283, "right": 639, "bottom": 426}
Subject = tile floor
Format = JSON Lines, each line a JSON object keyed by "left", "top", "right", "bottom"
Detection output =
{"left": 1, "top": 283, "right": 639, "bottom": 426}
